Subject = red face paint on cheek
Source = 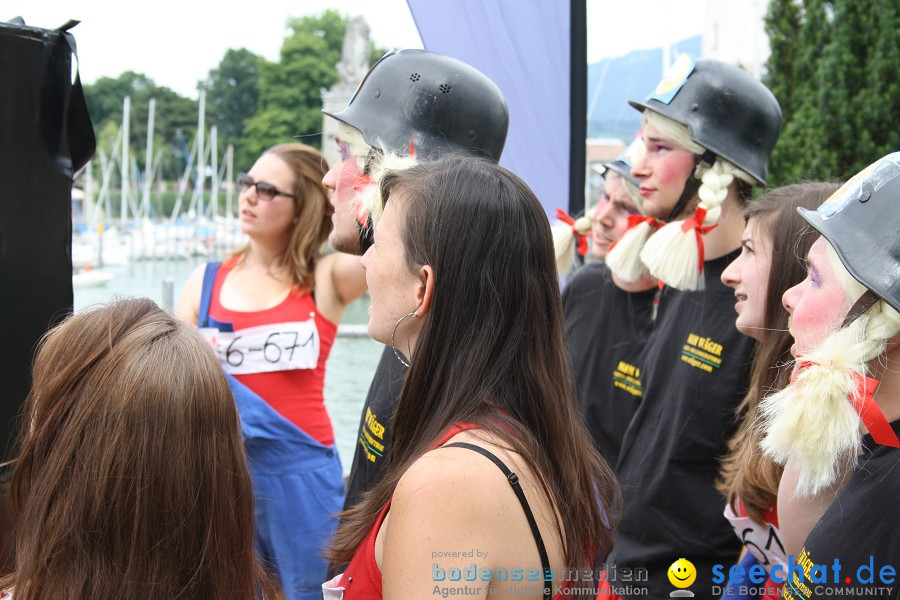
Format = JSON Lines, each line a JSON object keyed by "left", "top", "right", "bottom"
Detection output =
{"left": 789, "top": 240, "right": 851, "bottom": 356}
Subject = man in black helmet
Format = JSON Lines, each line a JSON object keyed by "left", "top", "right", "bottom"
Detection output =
{"left": 321, "top": 49, "right": 509, "bottom": 517}
{"left": 601, "top": 56, "right": 783, "bottom": 599}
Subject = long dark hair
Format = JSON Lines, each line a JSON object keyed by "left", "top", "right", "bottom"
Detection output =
{"left": 2, "top": 298, "right": 278, "bottom": 599}
{"left": 717, "top": 182, "right": 839, "bottom": 524}
{"left": 329, "top": 155, "right": 619, "bottom": 580}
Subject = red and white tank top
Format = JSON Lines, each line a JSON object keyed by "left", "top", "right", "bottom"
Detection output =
{"left": 207, "top": 257, "right": 338, "bottom": 445}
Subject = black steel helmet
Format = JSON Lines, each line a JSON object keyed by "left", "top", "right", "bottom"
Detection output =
{"left": 602, "top": 159, "right": 637, "bottom": 185}
{"left": 323, "top": 49, "right": 509, "bottom": 161}
{"left": 798, "top": 153, "right": 900, "bottom": 314}
{"left": 601, "top": 135, "right": 644, "bottom": 186}
{"left": 629, "top": 56, "right": 782, "bottom": 185}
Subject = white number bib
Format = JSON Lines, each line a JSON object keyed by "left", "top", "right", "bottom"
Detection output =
{"left": 201, "top": 317, "right": 320, "bottom": 375}
{"left": 724, "top": 502, "right": 788, "bottom": 574}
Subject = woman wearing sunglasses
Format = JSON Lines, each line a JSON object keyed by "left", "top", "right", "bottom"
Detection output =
{"left": 177, "top": 143, "right": 367, "bottom": 600}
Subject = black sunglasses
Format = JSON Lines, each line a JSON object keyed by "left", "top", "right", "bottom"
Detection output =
{"left": 236, "top": 173, "right": 296, "bottom": 201}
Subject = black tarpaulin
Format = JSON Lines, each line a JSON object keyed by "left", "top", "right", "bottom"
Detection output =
{"left": 0, "top": 19, "right": 95, "bottom": 460}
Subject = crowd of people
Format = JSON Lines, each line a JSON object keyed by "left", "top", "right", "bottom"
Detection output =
{"left": 4, "top": 44, "right": 898, "bottom": 600}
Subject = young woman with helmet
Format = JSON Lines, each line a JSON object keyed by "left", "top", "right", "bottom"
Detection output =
{"left": 758, "top": 155, "right": 900, "bottom": 600}
{"left": 716, "top": 182, "right": 839, "bottom": 599}
{"left": 561, "top": 137, "right": 657, "bottom": 468}
{"left": 324, "top": 155, "right": 618, "bottom": 600}
{"left": 601, "top": 56, "right": 782, "bottom": 600}
{"left": 321, "top": 49, "right": 510, "bottom": 516}
{"left": 177, "top": 143, "right": 367, "bottom": 600}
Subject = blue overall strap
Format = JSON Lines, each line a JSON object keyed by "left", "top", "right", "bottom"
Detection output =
{"left": 197, "top": 261, "right": 221, "bottom": 328}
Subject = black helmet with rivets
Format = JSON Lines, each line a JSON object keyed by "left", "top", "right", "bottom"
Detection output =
{"left": 798, "top": 152, "right": 900, "bottom": 314}
{"left": 629, "top": 56, "right": 782, "bottom": 185}
{"left": 323, "top": 49, "right": 509, "bottom": 162}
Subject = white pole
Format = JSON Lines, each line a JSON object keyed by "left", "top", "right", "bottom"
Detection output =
{"left": 84, "top": 158, "right": 95, "bottom": 228}
{"left": 197, "top": 91, "right": 206, "bottom": 220}
{"left": 98, "top": 131, "right": 121, "bottom": 229}
{"left": 226, "top": 144, "right": 234, "bottom": 221}
{"left": 120, "top": 95, "right": 130, "bottom": 223}
{"left": 171, "top": 134, "right": 198, "bottom": 224}
{"left": 142, "top": 98, "right": 155, "bottom": 219}
{"left": 210, "top": 125, "right": 218, "bottom": 219}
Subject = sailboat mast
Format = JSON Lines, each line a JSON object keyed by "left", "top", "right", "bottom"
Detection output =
{"left": 120, "top": 95, "right": 130, "bottom": 223}
{"left": 210, "top": 125, "right": 218, "bottom": 219}
{"left": 142, "top": 98, "right": 155, "bottom": 219}
{"left": 197, "top": 91, "right": 205, "bottom": 219}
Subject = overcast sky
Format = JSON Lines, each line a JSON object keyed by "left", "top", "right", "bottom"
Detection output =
{"left": 5, "top": 0, "right": 704, "bottom": 98}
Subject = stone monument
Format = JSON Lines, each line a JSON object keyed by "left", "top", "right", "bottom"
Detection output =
{"left": 321, "top": 16, "right": 371, "bottom": 168}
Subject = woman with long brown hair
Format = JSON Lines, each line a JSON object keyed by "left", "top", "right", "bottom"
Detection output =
{"left": 717, "top": 182, "right": 838, "bottom": 599}
{"left": 1, "top": 298, "right": 278, "bottom": 599}
{"left": 324, "top": 155, "right": 618, "bottom": 600}
{"left": 177, "top": 143, "right": 367, "bottom": 600}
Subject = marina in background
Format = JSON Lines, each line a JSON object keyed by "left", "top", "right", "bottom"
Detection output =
{"left": 69, "top": 91, "right": 383, "bottom": 474}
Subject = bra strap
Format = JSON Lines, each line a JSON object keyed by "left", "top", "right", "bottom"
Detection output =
{"left": 443, "top": 441, "right": 552, "bottom": 600}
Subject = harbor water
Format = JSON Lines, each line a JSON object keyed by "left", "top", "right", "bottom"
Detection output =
{"left": 74, "top": 256, "right": 383, "bottom": 474}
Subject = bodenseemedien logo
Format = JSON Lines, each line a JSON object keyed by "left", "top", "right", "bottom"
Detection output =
{"left": 667, "top": 558, "right": 696, "bottom": 597}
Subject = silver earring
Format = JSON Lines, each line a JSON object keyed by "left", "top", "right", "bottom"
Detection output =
{"left": 391, "top": 310, "right": 418, "bottom": 368}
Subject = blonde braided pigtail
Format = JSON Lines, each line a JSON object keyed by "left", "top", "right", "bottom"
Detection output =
{"left": 640, "top": 159, "right": 751, "bottom": 291}
{"left": 552, "top": 209, "right": 593, "bottom": 278}
{"left": 606, "top": 219, "right": 658, "bottom": 282}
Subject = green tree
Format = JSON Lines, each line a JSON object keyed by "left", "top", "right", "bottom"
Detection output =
{"left": 239, "top": 10, "right": 348, "bottom": 167}
{"left": 84, "top": 72, "right": 201, "bottom": 182}
{"left": 200, "top": 48, "right": 264, "bottom": 170}
{"left": 764, "top": 0, "right": 900, "bottom": 184}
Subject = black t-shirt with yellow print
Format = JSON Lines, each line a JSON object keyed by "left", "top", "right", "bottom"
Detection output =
{"left": 562, "top": 262, "right": 655, "bottom": 468}
{"left": 342, "top": 346, "right": 406, "bottom": 512}
{"left": 781, "top": 421, "right": 900, "bottom": 600}
{"left": 608, "top": 249, "right": 754, "bottom": 600}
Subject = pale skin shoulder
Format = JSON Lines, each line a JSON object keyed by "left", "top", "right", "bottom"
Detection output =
{"left": 314, "top": 251, "right": 367, "bottom": 324}
{"left": 378, "top": 431, "right": 565, "bottom": 600}
{"left": 174, "top": 254, "right": 367, "bottom": 326}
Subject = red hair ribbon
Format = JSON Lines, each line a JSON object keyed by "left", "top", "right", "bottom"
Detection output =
{"left": 607, "top": 215, "right": 663, "bottom": 253}
{"left": 792, "top": 360, "right": 900, "bottom": 448}
{"left": 351, "top": 173, "right": 375, "bottom": 226}
{"left": 355, "top": 205, "right": 369, "bottom": 226}
{"left": 556, "top": 208, "right": 588, "bottom": 256}
{"left": 680, "top": 207, "right": 718, "bottom": 273}
{"left": 409, "top": 135, "right": 416, "bottom": 158}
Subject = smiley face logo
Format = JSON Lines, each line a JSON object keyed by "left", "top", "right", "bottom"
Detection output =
{"left": 667, "top": 558, "right": 696, "bottom": 588}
